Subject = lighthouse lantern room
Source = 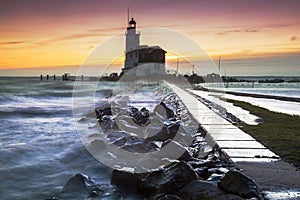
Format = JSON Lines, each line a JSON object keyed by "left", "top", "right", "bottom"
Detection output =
{"left": 126, "top": 18, "right": 140, "bottom": 52}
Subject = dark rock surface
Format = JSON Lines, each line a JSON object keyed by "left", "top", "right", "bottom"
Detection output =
{"left": 218, "top": 170, "right": 264, "bottom": 200}
{"left": 62, "top": 173, "right": 103, "bottom": 197}
{"left": 144, "top": 122, "right": 180, "bottom": 143}
{"left": 103, "top": 95, "right": 259, "bottom": 199}
{"left": 61, "top": 93, "right": 265, "bottom": 200}
{"left": 111, "top": 169, "right": 145, "bottom": 195}
{"left": 153, "top": 102, "right": 175, "bottom": 119}
{"left": 130, "top": 106, "right": 151, "bottom": 125}
{"left": 176, "top": 180, "right": 244, "bottom": 200}
{"left": 94, "top": 96, "right": 192, "bottom": 155}
{"left": 158, "top": 195, "right": 182, "bottom": 200}
{"left": 44, "top": 197, "right": 58, "bottom": 200}
{"left": 142, "top": 161, "right": 199, "bottom": 198}
{"left": 95, "top": 101, "right": 111, "bottom": 119}
{"left": 111, "top": 161, "right": 198, "bottom": 198}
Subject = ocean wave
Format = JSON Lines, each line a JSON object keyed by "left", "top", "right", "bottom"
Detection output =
{"left": 0, "top": 107, "right": 72, "bottom": 117}
{"left": 0, "top": 93, "right": 72, "bottom": 103}
{"left": 0, "top": 78, "right": 121, "bottom": 199}
{"left": 0, "top": 139, "right": 111, "bottom": 199}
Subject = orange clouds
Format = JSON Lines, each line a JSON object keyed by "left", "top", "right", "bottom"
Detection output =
{"left": 0, "top": 0, "right": 300, "bottom": 75}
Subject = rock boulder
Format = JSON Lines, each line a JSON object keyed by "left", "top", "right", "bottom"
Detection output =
{"left": 111, "top": 161, "right": 198, "bottom": 198}
{"left": 142, "top": 161, "right": 199, "bottom": 198}
{"left": 62, "top": 173, "right": 103, "bottom": 197}
{"left": 176, "top": 180, "right": 244, "bottom": 200}
{"left": 218, "top": 170, "right": 264, "bottom": 200}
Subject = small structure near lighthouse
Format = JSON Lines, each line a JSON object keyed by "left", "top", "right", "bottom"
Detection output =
{"left": 122, "top": 18, "right": 166, "bottom": 76}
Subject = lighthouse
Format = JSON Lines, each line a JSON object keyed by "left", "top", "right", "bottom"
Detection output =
{"left": 122, "top": 18, "right": 166, "bottom": 76}
{"left": 125, "top": 18, "right": 140, "bottom": 52}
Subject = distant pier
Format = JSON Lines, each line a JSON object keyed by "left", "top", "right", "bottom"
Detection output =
{"left": 40, "top": 73, "right": 84, "bottom": 81}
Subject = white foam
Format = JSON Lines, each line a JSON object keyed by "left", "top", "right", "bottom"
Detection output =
{"left": 264, "top": 189, "right": 300, "bottom": 200}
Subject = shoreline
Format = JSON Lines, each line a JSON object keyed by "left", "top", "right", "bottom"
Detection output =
{"left": 196, "top": 87, "right": 300, "bottom": 103}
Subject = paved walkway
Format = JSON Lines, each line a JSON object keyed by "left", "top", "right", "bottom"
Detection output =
{"left": 167, "top": 83, "right": 300, "bottom": 192}
{"left": 167, "top": 83, "right": 279, "bottom": 162}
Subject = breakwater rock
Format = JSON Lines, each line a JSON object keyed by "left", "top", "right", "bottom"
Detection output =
{"left": 110, "top": 161, "right": 263, "bottom": 199}
{"left": 218, "top": 170, "right": 264, "bottom": 200}
{"left": 56, "top": 92, "right": 264, "bottom": 199}
{"left": 62, "top": 173, "right": 103, "bottom": 198}
{"left": 111, "top": 161, "right": 198, "bottom": 198}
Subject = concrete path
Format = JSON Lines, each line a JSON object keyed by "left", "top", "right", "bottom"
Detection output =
{"left": 166, "top": 83, "right": 279, "bottom": 162}
{"left": 167, "top": 83, "right": 300, "bottom": 192}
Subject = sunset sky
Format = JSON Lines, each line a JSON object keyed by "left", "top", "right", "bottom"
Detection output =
{"left": 1, "top": 0, "right": 300, "bottom": 76}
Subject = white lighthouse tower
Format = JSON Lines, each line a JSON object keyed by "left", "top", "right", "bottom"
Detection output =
{"left": 125, "top": 18, "right": 140, "bottom": 52}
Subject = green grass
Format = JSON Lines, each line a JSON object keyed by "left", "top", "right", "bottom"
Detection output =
{"left": 226, "top": 99, "right": 300, "bottom": 169}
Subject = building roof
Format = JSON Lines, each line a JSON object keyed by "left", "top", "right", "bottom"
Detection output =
{"left": 127, "top": 45, "right": 166, "bottom": 53}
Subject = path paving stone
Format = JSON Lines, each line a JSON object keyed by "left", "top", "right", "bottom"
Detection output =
{"left": 167, "top": 83, "right": 279, "bottom": 161}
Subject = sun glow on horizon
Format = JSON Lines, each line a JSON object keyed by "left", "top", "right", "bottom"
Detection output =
{"left": 1, "top": 0, "right": 300, "bottom": 76}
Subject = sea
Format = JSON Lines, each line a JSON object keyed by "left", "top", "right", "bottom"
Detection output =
{"left": 0, "top": 77, "right": 121, "bottom": 200}
{"left": 0, "top": 76, "right": 169, "bottom": 200}
{"left": 0, "top": 76, "right": 300, "bottom": 200}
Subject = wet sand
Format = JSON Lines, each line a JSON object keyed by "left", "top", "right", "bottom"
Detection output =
{"left": 236, "top": 160, "right": 300, "bottom": 190}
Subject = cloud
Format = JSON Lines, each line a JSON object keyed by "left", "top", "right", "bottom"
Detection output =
{"left": 89, "top": 27, "right": 124, "bottom": 32}
{"left": 0, "top": 41, "right": 26, "bottom": 45}
{"left": 0, "top": 28, "right": 121, "bottom": 48}
{"left": 218, "top": 23, "right": 290, "bottom": 36}
{"left": 290, "top": 36, "right": 298, "bottom": 41}
{"left": 36, "top": 30, "right": 113, "bottom": 46}
{"left": 41, "top": 33, "right": 100, "bottom": 44}
{"left": 218, "top": 28, "right": 259, "bottom": 35}
{"left": 0, "top": 33, "right": 102, "bottom": 47}
{"left": 36, "top": 25, "right": 130, "bottom": 46}
{"left": 244, "top": 29, "right": 259, "bottom": 33}
{"left": 263, "top": 24, "right": 290, "bottom": 29}
{"left": 218, "top": 29, "right": 241, "bottom": 35}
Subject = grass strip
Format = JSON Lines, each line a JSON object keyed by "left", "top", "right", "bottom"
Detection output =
{"left": 226, "top": 99, "right": 300, "bottom": 169}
